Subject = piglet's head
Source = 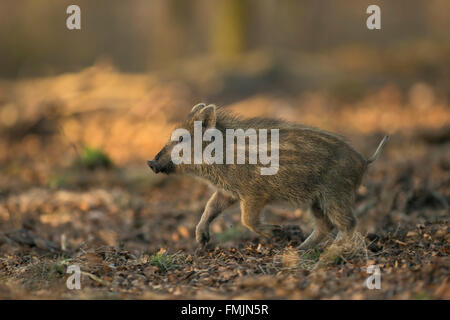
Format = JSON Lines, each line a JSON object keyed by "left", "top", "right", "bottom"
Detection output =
{"left": 147, "top": 103, "right": 216, "bottom": 174}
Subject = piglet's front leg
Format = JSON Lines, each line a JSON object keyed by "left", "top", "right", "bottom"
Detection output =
{"left": 195, "top": 190, "right": 237, "bottom": 247}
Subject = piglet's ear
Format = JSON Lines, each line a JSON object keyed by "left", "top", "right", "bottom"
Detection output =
{"left": 196, "top": 104, "right": 216, "bottom": 128}
{"left": 190, "top": 103, "right": 206, "bottom": 114}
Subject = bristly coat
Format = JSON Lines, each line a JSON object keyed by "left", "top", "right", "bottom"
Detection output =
{"left": 147, "top": 103, "right": 389, "bottom": 249}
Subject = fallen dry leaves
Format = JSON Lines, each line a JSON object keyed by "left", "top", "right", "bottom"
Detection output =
{"left": 0, "top": 66, "right": 448, "bottom": 299}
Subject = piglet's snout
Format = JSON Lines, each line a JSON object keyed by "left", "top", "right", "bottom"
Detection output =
{"left": 147, "top": 160, "right": 160, "bottom": 173}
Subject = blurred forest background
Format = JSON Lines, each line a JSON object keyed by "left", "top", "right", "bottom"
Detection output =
{"left": 0, "top": 0, "right": 448, "bottom": 299}
{"left": 1, "top": 0, "right": 450, "bottom": 78}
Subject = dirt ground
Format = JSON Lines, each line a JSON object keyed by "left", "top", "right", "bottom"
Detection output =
{"left": 0, "top": 64, "right": 449, "bottom": 299}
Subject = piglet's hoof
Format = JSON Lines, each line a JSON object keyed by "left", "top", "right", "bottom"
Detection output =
{"left": 280, "top": 225, "right": 306, "bottom": 244}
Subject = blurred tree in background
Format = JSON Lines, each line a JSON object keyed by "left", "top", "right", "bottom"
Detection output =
{"left": 211, "top": 0, "right": 248, "bottom": 61}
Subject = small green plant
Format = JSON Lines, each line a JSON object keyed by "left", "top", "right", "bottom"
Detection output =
{"left": 215, "top": 225, "right": 247, "bottom": 242}
{"left": 75, "top": 146, "right": 113, "bottom": 170}
{"left": 333, "top": 256, "right": 344, "bottom": 265}
{"left": 53, "top": 262, "right": 66, "bottom": 277}
{"left": 149, "top": 252, "right": 177, "bottom": 272}
{"left": 299, "top": 248, "right": 322, "bottom": 261}
{"left": 294, "top": 248, "right": 323, "bottom": 270}
{"left": 48, "top": 174, "right": 67, "bottom": 189}
{"left": 412, "top": 291, "right": 432, "bottom": 300}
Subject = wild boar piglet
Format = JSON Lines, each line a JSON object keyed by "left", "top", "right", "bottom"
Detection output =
{"left": 147, "top": 103, "right": 389, "bottom": 249}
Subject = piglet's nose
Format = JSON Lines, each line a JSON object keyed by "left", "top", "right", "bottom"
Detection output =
{"left": 147, "top": 160, "right": 160, "bottom": 173}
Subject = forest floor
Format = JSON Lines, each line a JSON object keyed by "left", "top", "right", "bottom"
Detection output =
{"left": 0, "top": 63, "right": 449, "bottom": 299}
